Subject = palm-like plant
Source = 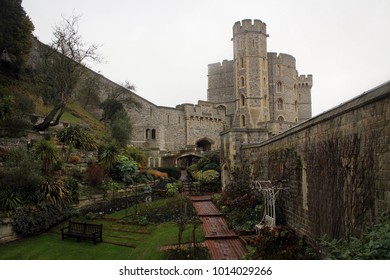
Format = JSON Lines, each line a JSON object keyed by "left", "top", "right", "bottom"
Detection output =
{"left": 57, "top": 125, "right": 97, "bottom": 151}
{"left": 39, "top": 179, "right": 71, "bottom": 205}
{"left": 33, "top": 140, "right": 59, "bottom": 175}
{"left": 98, "top": 140, "right": 120, "bottom": 172}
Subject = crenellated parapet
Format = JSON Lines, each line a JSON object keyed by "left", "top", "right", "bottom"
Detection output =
{"left": 267, "top": 52, "right": 296, "bottom": 69}
{"left": 296, "top": 74, "right": 313, "bottom": 88}
{"left": 183, "top": 101, "right": 226, "bottom": 120}
{"left": 208, "top": 59, "right": 234, "bottom": 75}
{"left": 233, "top": 19, "right": 267, "bottom": 36}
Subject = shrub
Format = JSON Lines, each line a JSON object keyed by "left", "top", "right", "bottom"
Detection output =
{"left": 246, "top": 226, "right": 311, "bottom": 260}
{"left": 146, "top": 169, "right": 168, "bottom": 180}
{"left": 69, "top": 154, "right": 81, "bottom": 164}
{"left": 57, "top": 125, "right": 97, "bottom": 151}
{"left": 86, "top": 163, "right": 105, "bottom": 187}
{"left": 12, "top": 204, "right": 72, "bottom": 236}
{"left": 201, "top": 170, "right": 220, "bottom": 184}
{"left": 157, "top": 166, "right": 181, "bottom": 180}
{"left": 166, "top": 183, "right": 179, "bottom": 197}
{"left": 319, "top": 214, "right": 390, "bottom": 260}
{"left": 111, "top": 155, "right": 138, "bottom": 182}
{"left": 0, "top": 188, "right": 22, "bottom": 211}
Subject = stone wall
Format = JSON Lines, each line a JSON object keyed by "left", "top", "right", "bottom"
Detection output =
{"left": 223, "top": 81, "right": 390, "bottom": 241}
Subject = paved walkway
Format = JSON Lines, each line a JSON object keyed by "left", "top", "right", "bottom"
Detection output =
{"left": 190, "top": 195, "right": 247, "bottom": 260}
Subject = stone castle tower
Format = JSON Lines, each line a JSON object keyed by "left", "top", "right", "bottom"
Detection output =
{"left": 208, "top": 19, "right": 312, "bottom": 136}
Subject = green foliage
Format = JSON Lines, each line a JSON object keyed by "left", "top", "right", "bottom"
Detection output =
{"left": 33, "top": 139, "right": 59, "bottom": 174}
{"left": 196, "top": 157, "right": 210, "bottom": 171}
{"left": 0, "top": 0, "right": 34, "bottom": 73}
{"left": 12, "top": 204, "right": 72, "bottom": 236}
{"left": 98, "top": 140, "right": 120, "bottom": 171}
{"left": 201, "top": 170, "right": 220, "bottom": 183}
{"left": 65, "top": 177, "right": 80, "bottom": 202}
{"left": 111, "top": 155, "right": 138, "bottom": 182}
{"left": 57, "top": 125, "right": 97, "bottom": 151}
{"left": 124, "top": 146, "right": 147, "bottom": 167}
{"left": 110, "top": 110, "right": 132, "bottom": 147}
{"left": 0, "top": 188, "right": 22, "bottom": 210}
{"left": 319, "top": 215, "right": 390, "bottom": 259}
{"left": 100, "top": 99, "right": 125, "bottom": 122}
{"left": 39, "top": 178, "right": 71, "bottom": 205}
{"left": 157, "top": 166, "right": 181, "bottom": 180}
{"left": 0, "top": 148, "right": 44, "bottom": 208}
{"left": 166, "top": 182, "right": 179, "bottom": 197}
{"left": 246, "top": 226, "right": 312, "bottom": 260}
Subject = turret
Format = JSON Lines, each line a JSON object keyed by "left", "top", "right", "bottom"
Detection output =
{"left": 232, "top": 19, "right": 270, "bottom": 129}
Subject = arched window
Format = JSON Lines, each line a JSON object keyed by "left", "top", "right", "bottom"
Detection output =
{"left": 277, "top": 98, "right": 284, "bottom": 110}
{"left": 151, "top": 129, "right": 156, "bottom": 140}
{"left": 240, "top": 76, "right": 245, "bottom": 88}
{"left": 278, "top": 116, "right": 284, "bottom": 122}
{"left": 276, "top": 81, "right": 282, "bottom": 93}
{"left": 240, "top": 94, "right": 245, "bottom": 106}
{"left": 146, "top": 129, "right": 150, "bottom": 139}
{"left": 241, "top": 115, "right": 246, "bottom": 127}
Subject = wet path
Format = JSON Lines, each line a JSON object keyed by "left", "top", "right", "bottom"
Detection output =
{"left": 190, "top": 195, "right": 246, "bottom": 260}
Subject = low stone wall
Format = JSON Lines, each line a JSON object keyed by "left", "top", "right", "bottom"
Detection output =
{"left": 238, "top": 81, "right": 390, "bottom": 241}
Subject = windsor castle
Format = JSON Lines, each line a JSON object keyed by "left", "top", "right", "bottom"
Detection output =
{"left": 122, "top": 19, "right": 312, "bottom": 167}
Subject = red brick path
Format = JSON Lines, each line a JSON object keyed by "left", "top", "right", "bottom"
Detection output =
{"left": 190, "top": 195, "right": 247, "bottom": 260}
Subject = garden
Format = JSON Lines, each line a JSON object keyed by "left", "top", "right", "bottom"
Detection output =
{"left": 0, "top": 125, "right": 219, "bottom": 260}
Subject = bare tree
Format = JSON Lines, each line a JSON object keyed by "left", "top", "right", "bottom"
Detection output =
{"left": 33, "top": 14, "right": 102, "bottom": 131}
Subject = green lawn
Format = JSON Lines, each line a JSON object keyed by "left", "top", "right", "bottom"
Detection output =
{"left": 0, "top": 198, "right": 204, "bottom": 260}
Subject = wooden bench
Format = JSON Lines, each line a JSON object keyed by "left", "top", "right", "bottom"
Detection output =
{"left": 61, "top": 221, "right": 103, "bottom": 245}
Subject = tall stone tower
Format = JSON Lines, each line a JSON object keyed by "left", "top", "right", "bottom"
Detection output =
{"left": 232, "top": 19, "right": 270, "bottom": 128}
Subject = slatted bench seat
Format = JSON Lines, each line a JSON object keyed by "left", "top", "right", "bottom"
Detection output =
{"left": 61, "top": 221, "right": 103, "bottom": 245}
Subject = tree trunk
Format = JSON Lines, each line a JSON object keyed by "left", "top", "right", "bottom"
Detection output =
{"left": 33, "top": 103, "right": 65, "bottom": 131}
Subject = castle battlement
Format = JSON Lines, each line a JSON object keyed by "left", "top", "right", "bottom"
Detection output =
{"left": 267, "top": 52, "right": 296, "bottom": 68}
{"left": 296, "top": 74, "right": 313, "bottom": 87}
{"left": 182, "top": 101, "right": 226, "bottom": 119}
{"left": 208, "top": 59, "right": 234, "bottom": 75}
{"left": 233, "top": 19, "right": 267, "bottom": 35}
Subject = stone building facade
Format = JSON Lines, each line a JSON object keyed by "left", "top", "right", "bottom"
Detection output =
{"left": 123, "top": 19, "right": 312, "bottom": 166}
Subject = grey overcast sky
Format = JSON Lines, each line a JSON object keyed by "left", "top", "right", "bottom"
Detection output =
{"left": 22, "top": 0, "right": 390, "bottom": 116}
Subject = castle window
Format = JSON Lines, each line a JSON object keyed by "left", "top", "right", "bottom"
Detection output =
{"left": 151, "top": 129, "right": 156, "bottom": 140}
{"left": 276, "top": 82, "right": 282, "bottom": 93}
{"left": 277, "top": 65, "right": 282, "bottom": 76}
{"left": 240, "top": 94, "right": 245, "bottom": 106}
{"left": 294, "top": 101, "right": 298, "bottom": 112}
{"left": 252, "top": 39, "right": 255, "bottom": 48}
{"left": 263, "top": 77, "right": 267, "bottom": 88}
{"left": 277, "top": 98, "right": 284, "bottom": 110}
{"left": 146, "top": 129, "right": 150, "bottom": 139}
{"left": 239, "top": 57, "right": 244, "bottom": 68}
{"left": 241, "top": 115, "right": 246, "bottom": 127}
{"left": 240, "top": 76, "right": 245, "bottom": 88}
{"left": 278, "top": 116, "right": 284, "bottom": 122}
